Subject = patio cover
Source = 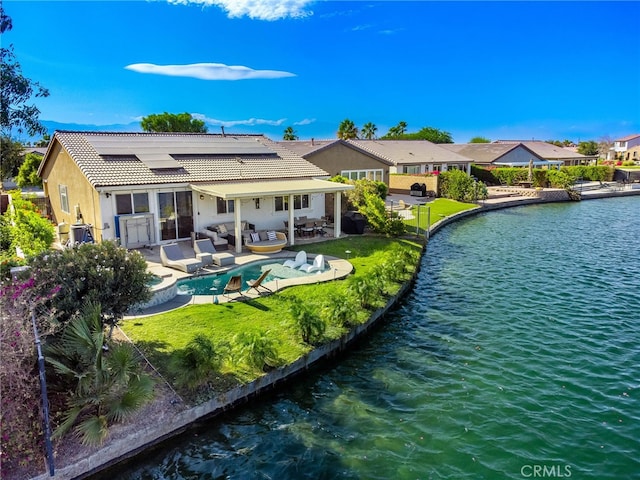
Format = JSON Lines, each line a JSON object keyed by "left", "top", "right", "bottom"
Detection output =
{"left": 191, "top": 178, "right": 354, "bottom": 252}
{"left": 190, "top": 178, "right": 353, "bottom": 199}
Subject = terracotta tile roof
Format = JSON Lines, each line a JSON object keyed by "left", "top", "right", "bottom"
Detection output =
{"left": 47, "top": 131, "right": 328, "bottom": 187}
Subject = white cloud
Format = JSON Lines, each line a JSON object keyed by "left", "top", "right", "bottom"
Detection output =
{"left": 125, "top": 62, "right": 296, "bottom": 80}
{"left": 293, "top": 118, "right": 315, "bottom": 126}
{"left": 167, "top": 0, "right": 313, "bottom": 21}
{"left": 192, "top": 114, "right": 287, "bottom": 127}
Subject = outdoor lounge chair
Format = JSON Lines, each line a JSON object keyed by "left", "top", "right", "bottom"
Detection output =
{"left": 160, "top": 244, "right": 203, "bottom": 273}
{"left": 246, "top": 269, "right": 272, "bottom": 295}
{"left": 193, "top": 239, "right": 234, "bottom": 267}
{"left": 299, "top": 254, "right": 325, "bottom": 273}
{"left": 223, "top": 275, "right": 244, "bottom": 299}
{"left": 283, "top": 250, "right": 307, "bottom": 269}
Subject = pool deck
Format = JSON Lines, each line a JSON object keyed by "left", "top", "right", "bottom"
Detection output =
{"left": 130, "top": 245, "right": 353, "bottom": 316}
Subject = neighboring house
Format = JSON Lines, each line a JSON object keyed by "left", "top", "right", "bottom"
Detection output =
{"left": 441, "top": 142, "right": 584, "bottom": 168}
{"left": 278, "top": 139, "right": 393, "bottom": 185}
{"left": 38, "top": 131, "right": 353, "bottom": 253}
{"left": 280, "top": 139, "right": 474, "bottom": 179}
{"left": 490, "top": 140, "right": 593, "bottom": 166}
{"left": 611, "top": 134, "right": 640, "bottom": 161}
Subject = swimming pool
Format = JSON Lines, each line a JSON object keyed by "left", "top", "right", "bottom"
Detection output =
{"left": 176, "top": 259, "right": 329, "bottom": 295}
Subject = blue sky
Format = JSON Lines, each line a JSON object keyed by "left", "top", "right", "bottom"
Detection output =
{"left": 4, "top": 0, "right": 640, "bottom": 142}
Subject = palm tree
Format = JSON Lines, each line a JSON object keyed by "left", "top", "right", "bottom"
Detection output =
{"left": 361, "top": 122, "right": 377, "bottom": 140}
{"left": 46, "top": 303, "right": 155, "bottom": 446}
{"left": 337, "top": 118, "right": 359, "bottom": 140}
{"left": 384, "top": 121, "right": 407, "bottom": 139}
{"left": 282, "top": 126, "right": 298, "bottom": 141}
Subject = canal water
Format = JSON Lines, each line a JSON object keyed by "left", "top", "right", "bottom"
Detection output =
{"left": 114, "top": 197, "right": 640, "bottom": 479}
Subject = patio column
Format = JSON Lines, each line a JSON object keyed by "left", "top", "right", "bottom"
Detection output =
{"left": 288, "top": 194, "right": 296, "bottom": 246}
{"left": 233, "top": 198, "right": 242, "bottom": 254}
{"left": 333, "top": 190, "right": 342, "bottom": 238}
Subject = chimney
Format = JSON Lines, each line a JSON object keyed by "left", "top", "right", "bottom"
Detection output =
{"left": 221, "top": 126, "right": 226, "bottom": 137}
{"left": 311, "top": 138, "right": 314, "bottom": 146}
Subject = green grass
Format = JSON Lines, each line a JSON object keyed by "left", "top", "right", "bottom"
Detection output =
{"left": 402, "top": 198, "right": 478, "bottom": 235}
{"left": 121, "top": 199, "right": 475, "bottom": 402}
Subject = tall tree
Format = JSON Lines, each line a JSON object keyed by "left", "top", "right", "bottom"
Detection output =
{"left": 0, "top": 135, "right": 24, "bottom": 180}
{"left": 140, "top": 112, "right": 207, "bottom": 133}
{"left": 598, "top": 135, "right": 613, "bottom": 160}
{"left": 577, "top": 140, "right": 599, "bottom": 156}
{"left": 405, "top": 126, "right": 453, "bottom": 143}
{"left": 282, "top": 126, "right": 298, "bottom": 140}
{"left": 0, "top": 5, "right": 50, "bottom": 137}
{"left": 384, "top": 121, "right": 407, "bottom": 139}
{"left": 15, "top": 152, "right": 43, "bottom": 187}
{"left": 469, "top": 136, "right": 491, "bottom": 143}
{"left": 360, "top": 122, "right": 378, "bottom": 140}
{"left": 337, "top": 118, "right": 358, "bottom": 139}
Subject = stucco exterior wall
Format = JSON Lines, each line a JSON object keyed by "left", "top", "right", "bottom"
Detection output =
{"left": 498, "top": 146, "right": 542, "bottom": 164}
{"left": 305, "top": 143, "right": 391, "bottom": 185}
{"left": 40, "top": 142, "right": 104, "bottom": 241}
{"left": 389, "top": 174, "right": 438, "bottom": 195}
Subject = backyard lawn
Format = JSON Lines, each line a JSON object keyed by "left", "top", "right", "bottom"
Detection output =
{"left": 120, "top": 199, "right": 477, "bottom": 402}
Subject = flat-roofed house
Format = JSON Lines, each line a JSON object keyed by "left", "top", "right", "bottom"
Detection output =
{"left": 38, "top": 131, "right": 353, "bottom": 252}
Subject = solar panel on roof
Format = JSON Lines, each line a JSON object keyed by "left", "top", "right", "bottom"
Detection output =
{"left": 85, "top": 135, "right": 273, "bottom": 156}
{"left": 136, "top": 154, "right": 181, "bottom": 169}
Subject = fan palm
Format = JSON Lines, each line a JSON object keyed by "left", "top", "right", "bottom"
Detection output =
{"left": 337, "top": 118, "right": 359, "bottom": 140}
{"left": 282, "top": 126, "right": 298, "bottom": 141}
{"left": 361, "top": 122, "right": 377, "bottom": 140}
{"left": 46, "top": 302, "right": 155, "bottom": 446}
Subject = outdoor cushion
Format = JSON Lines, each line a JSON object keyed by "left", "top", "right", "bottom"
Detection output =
{"left": 267, "top": 230, "right": 277, "bottom": 241}
{"left": 218, "top": 223, "right": 228, "bottom": 234}
{"left": 251, "top": 232, "right": 261, "bottom": 243}
{"left": 259, "top": 231, "right": 269, "bottom": 241}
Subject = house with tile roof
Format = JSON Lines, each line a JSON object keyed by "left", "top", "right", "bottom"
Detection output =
{"left": 278, "top": 139, "right": 474, "bottom": 189}
{"left": 38, "top": 131, "right": 353, "bottom": 252}
{"left": 440, "top": 141, "right": 592, "bottom": 168}
{"left": 611, "top": 134, "right": 640, "bottom": 162}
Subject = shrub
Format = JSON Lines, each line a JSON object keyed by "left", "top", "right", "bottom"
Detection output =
{"left": 170, "top": 334, "right": 223, "bottom": 390}
{"left": 439, "top": 170, "right": 488, "bottom": 202}
{"left": 322, "top": 292, "right": 360, "bottom": 328}
{"left": 233, "top": 330, "right": 280, "bottom": 371}
{"left": 1, "top": 193, "right": 54, "bottom": 259}
{"left": 547, "top": 169, "right": 576, "bottom": 189}
{"left": 29, "top": 241, "right": 152, "bottom": 335}
{"left": 288, "top": 298, "right": 326, "bottom": 345}
{"left": 358, "top": 190, "right": 406, "bottom": 236}
{"left": 347, "top": 276, "right": 379, "bottom": 309}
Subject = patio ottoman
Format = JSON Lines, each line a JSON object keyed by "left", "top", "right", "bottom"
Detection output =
{"left": 213, "top": 252, "right": 234, "bottom": 267}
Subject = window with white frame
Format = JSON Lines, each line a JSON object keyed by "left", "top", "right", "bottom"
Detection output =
{"left": 216, "top": 197, "right": 235, "bottom": 214}
{"left": 341, "top": 169, "right": 384, "bottom": 182}
{"left": 274, "top": 194, "right": 309, "bottom": 211}
{"left": 403, "top": 165, "right": 421, "bottom": 174}
{"left": 59, "top": 185, "right": 69, "bottom": 213}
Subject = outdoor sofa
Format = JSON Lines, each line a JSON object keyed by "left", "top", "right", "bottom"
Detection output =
{"left": 244, "top": 230, "right": 288, "bottom": 253}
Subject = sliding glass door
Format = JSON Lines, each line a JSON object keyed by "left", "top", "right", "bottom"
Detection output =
{"left": 158, "top": 191, "right": 193, "bottom": 241}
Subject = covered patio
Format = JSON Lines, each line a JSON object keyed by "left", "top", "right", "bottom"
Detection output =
{"left": 191, "top": 179, "right": 354, "bottom": 253}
